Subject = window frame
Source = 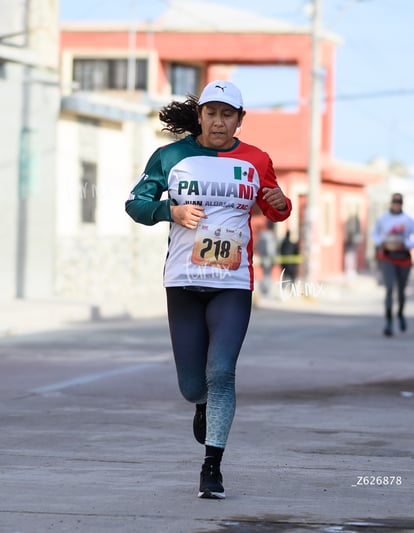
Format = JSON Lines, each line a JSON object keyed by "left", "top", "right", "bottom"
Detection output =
{"left": 73, "top": 57, "right": 148, "bottom": 91}
{"left": 169, "top": 62, "right": 201, "bottom": 96}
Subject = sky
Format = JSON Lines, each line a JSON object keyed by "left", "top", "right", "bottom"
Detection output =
{"left": 59, "top": 0, "right": 414, "bottom": 167}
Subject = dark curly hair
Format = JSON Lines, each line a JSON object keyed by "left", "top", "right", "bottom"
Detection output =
{"left": 159, "top": 94, "right": 244, "bottom": 137}
{"left": 159, "top": 95, "right": 201, "bottom": 137}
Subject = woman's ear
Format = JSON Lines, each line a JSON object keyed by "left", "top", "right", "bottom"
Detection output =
{"left": 238, "top": 110, "right": 246, "bottom": 127}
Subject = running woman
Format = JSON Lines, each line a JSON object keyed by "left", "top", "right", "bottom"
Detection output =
{"left": 372, "top": 193, "right": 414, "bottom": 336}
{"left": 125, "top": 80, "right": 292, "bottom": 499}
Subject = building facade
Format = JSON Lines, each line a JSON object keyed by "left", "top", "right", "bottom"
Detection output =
{"left": 56, "top": 95, "right": 171, "bottom": 316}
{"left": 0, "top": 0, "right": 60, "bottom": 302}
{"left": 17, "top": 0, "right": 380, "bottom": 316}
{"left": 59, "top": 1, "right": 381, "bottom": 312}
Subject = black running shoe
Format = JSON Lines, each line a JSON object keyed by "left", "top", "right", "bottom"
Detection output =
{"left": 198, "top": 463, "right": 225, "bottom": 499}
{"left": 398, "top": 315, "right": 407, "bottom": 332}
{"left": 383, "top": 321, "right": 393, "bottom": 337}
{"left": 193, "top": 403, "right": 206, "bottom": 444}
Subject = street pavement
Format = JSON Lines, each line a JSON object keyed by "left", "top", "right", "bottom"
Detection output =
{"left": 0, "top": 275, "right": 413, "bottom": 533}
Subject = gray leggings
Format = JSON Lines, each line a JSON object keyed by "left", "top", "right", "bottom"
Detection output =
{"left": 166, "top": 287, "right": 252, "bottom": 448}
{"left": 380, "top": 260, "right": 411, "bottom": 316}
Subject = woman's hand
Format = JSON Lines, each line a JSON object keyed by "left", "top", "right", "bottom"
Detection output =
{"left": 171, "top": 204, "right": 207, "bottom": 229}
{"left": 262, "top": 187, "right": 287, "bottom": 210}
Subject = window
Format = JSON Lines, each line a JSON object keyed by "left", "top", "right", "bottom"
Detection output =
{"left": 80, "top": 162, "right": 97, "bottom": 224}
{"left": 73, "top": 58, "right": 148, "bottom": 91}
{"left": 170, "top": 63, "right": 200, "bottom": 96}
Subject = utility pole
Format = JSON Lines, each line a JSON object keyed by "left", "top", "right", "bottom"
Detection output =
{"left": 303, "top": 0, "right": 323, "bottom": 282}
{"left": 127, "top": 0, "right": 137, "bottom": 93}
{"left": 16, "top": 0, "right": 31, "bottom": 298}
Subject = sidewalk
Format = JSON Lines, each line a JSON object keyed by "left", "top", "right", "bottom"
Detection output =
{"left": 0, "top": 299, "right": 94, "bottom": 337}
{"left": 255, "top": 271, "right": 388, "bottom": 314}
{"left": 0, "top": 273, "right": 390, "bottom": 338}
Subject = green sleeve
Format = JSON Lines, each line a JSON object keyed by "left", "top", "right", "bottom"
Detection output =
{"left": 125, "top": 148, "right": 173, "bottom": 226}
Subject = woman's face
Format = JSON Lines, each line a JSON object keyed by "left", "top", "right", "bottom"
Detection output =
{"left": 390, "top": 195, "right": 403, "bottom": 214}
{"left": 197, "top": 102, "right": 244, "bottom": 149}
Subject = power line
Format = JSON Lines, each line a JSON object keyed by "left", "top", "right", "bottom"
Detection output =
{"left": 328, "top": 1, "right": 412, "bottom": 91}
{"left": 335, "top": 95, "right": 414, "bottom": 148}
{"left": 332, "top": 88, "right": 414, "bottom": 102}
{"left": 247, "top": 87, "right": 414, "bottom": 109}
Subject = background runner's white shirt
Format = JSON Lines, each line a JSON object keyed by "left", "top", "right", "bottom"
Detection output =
{"left": 372, "top": 211, "right": 414, "bottom": 250}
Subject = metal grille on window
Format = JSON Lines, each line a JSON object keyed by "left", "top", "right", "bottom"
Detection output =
{"left": 73, "top": 58, "right": 148, "bottom": 91}
{"left": 80, "top": 161, "right": 97, "bottom": 223}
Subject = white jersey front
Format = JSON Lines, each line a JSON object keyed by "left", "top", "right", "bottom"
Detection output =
{"left": 166, "top": 154, "right": 259, "bottom": 288}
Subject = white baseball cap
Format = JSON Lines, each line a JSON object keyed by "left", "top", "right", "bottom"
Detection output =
{"left": 198, "top": 80, "right": 244, "bottom": 109}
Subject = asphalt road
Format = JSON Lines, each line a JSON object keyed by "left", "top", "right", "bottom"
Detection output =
{"left": 0, "top": 285, "right": 413, "bottom": 533}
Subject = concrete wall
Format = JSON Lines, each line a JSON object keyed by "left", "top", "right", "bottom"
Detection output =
{"left": 55, "top": 114, "right": 170, "bottom": 317}
{"left": 0, "top": 62, "right": 22, "bottom": 301}
{"left": 21, "top": 67, "right": 60, "bottom": 299}
{"left": 0, "top": 0, "right": 59, "bottom": 302}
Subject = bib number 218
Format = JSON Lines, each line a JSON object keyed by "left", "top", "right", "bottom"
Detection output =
{"left": 191, "top": 224, "right": 242, "bottom": 270}
{"left": 200, "top": 238, "right": 231, "bottom": 260}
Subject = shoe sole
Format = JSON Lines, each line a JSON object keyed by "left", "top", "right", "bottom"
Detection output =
{"left": 198, "top": 490, "right": 226, "bottom": 499}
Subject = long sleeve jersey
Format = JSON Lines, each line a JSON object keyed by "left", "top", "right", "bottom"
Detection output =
{"left": 126, "top": 135, "right": 292, "bottom": 290}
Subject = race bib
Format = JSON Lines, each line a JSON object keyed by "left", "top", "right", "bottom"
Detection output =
{"left": 191, "top": 224, "right": 242, "bottom": 270}
{"left": 383, "top": 234, "right": 404, "bottom": 251}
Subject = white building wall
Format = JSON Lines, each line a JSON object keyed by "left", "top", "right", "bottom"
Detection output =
{"left": 0, "top": 63, "right": 22, "bottom": 301}
{"left": 98, "top": 122, "right": 131, "bottom": 236}
{"left": 55, "top": 114, "right": 169, "bottom": 317}
{"left": 23, "top": 71, "right": 60, "bottom": 299}
{"left": 56, "top": 116, "right": 81, "bottom": 236}
{"left": 0, "top": 0, "right": 59, "bottom": 302}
